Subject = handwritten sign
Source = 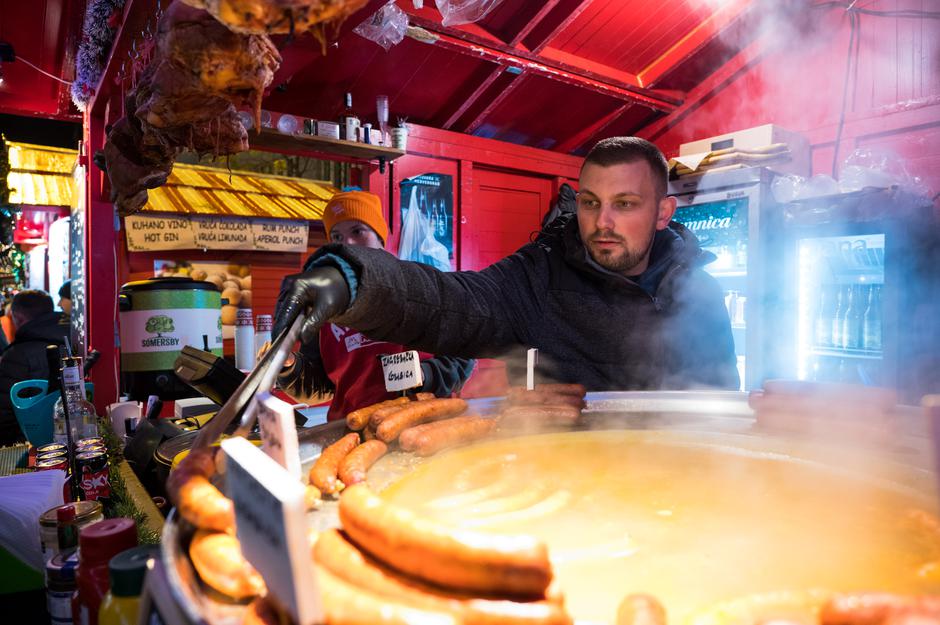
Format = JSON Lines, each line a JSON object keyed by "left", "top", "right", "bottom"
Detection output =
{"left": 221, "top": 437, "right": 321, "bottom": 625}
{"left": 125, "top": 215, "right": 195, "bottom": 251}
{"left": 191, "top": 215, "right": 253, "bottom": 250}
{"left": 255, "top": 391, "right": 302, "bottom": 479}
{"left": 380, "top": 350, "right": 423, "bottom": 393}
{"left": 124, "top": 215, "right": 308, "bottom": 252}
{"left": 252, "top": 219, "right": 309, "bottom": 252}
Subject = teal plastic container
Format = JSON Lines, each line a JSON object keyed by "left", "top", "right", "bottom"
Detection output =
{"left": 10, "top": 380, "right": 94, "bottom": 446}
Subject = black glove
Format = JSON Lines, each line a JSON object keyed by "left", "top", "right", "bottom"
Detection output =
{"left": 273, "top": 266, "right": 351, "bottom": 344}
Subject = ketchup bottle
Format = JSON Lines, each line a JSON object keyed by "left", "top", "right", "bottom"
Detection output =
{"left": 72, "top": 518, "right": 137, "bottom": 625}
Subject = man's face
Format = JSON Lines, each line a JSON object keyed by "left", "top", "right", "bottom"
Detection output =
{"left": 59, "top": 297, "right": 72, "bottom": 315}
{"left": 576, "top": 160, "right": 677, "bottom": 276}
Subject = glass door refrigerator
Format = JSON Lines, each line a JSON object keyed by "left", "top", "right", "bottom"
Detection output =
{"left": 774, "top": 187, "right": 939, "bottom": 403}
{"left": 669, "top": 168, "right": 782, "bottom": 390}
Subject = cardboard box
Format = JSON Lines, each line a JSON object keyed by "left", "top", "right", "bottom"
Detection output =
{"left": 677, "top": 124, "right": 810, "bottom": 177}
{"left": 316, "top": 121, "right": 340, "bottom": 140}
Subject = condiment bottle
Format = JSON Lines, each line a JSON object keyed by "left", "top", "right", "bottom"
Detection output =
{"left": 72, "top": 518, "right": 137, "bottom": 625}
{"left": 46, "top": 549, "right": 79, "bottom": 625}
{"left": 98, "top": 546, "right": 158, "bottom": 625}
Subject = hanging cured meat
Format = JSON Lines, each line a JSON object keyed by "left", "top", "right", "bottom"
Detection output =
{"left": 179, "top": 0, "right": 368, "bottom": 36}
{"left": 100, "top": 2, "right": 280, "bottom": 214}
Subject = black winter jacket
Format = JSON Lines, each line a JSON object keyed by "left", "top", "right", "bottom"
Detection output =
{"left": 0, "top": 312, "right": 70, "bottom": 445}
{"left": 312, "top": 218, "right": 739, "bottom": 392}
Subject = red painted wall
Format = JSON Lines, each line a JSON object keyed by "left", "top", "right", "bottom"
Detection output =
{"left": 641, "top": 4, "right": 940, "bottom": 196}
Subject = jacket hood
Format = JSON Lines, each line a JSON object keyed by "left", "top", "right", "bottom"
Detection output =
{"left": 12, "top": 311, "right": 68, "bottom": 345}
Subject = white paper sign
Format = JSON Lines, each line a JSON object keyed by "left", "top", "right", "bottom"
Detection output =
{"left": 125, "top": 215, "right": 195, "bottom": 251}
{"left": 526, "top": 348, "right": 539, "bottom": 390}
{"left": 191, "top": 215, "right": 254, "bottom": 250}
{"left": 255, "top": 391, "right": 302, "bottom": 480}
{"left": 251, "top": 219, "right": 309, "bottom": 252}
{"left": 380, "top": 350, "right": 423, "bottom": 392}
{"left": 221, "top": 437, "right": 321, "bottom": 625}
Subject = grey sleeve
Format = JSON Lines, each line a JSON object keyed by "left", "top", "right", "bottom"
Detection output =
{"left": 320, "top": 244, "right": 546, "bottom": 360}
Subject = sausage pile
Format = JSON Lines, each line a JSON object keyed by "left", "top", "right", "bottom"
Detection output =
{"left": 499, "top": 383, "right": 588, "bottom": 428}
{"left": 101, "top": 1, "right": 280, "bottom": 214}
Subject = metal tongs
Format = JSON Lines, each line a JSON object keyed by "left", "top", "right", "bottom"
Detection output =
{"left": 192, "top": 312, "right": 308, "bottom": 449}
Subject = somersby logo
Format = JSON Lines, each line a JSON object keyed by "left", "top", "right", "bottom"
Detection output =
{"left": 142, "top": 314, "right": 181, "bottom": 348}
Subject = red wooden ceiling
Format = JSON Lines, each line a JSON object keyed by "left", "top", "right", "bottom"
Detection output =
{"left": 0, "top": 0, "right": 758, "bottom": 153}
{"left": 0, "top": 0, "right": 82, "bottom": 120}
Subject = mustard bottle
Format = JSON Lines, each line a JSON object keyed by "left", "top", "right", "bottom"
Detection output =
{"left": 97, "top": 546, "right": 158, "bottom": 625}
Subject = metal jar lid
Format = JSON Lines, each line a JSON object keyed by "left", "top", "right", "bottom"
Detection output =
{"left": 39, "top": 501, "right": 103, "bottom": 528}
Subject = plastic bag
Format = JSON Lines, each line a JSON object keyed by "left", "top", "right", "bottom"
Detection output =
{"left": 353, "top": 1, "right": 408, "bottom": 50}
{"left": 435, "top": 0, "right": 505, "bottom": 26}
{"left": 399, "top": 187, "right": 451, "bottom": 271}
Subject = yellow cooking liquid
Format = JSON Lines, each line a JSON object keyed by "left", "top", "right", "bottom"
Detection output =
{"left": 378, "top": 430, "right": 940, "bottom": 625}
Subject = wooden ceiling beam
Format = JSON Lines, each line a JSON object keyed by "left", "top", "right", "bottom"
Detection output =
{"left": 405, "top": 15, "right": 681, "bottom": 113}
{"left": 554, "top": 104, "right": 629, "bottom": 154}
{"left": 638, "top": 0, "right": 753, "bottom": 88}
{"left": 526, "top": 0, "right": 595, "bottom": 53}
{"left": 438, "top": 65, "right": 505, "bottom": 130}
{"left": 508, "top": 0, "right": 565, "bottom": 47}
{"left": 463, "top": 72, "right": 527, "bottom": 134}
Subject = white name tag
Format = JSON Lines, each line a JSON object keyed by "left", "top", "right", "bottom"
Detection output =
{"left": 221, "top": 437, "right": 321, "bottom": 625}
{"left": 380, "top": 350, "right": 423, "bottom": 393}
{"left": 255, "top": 392, "right": 302, "bottom": 480}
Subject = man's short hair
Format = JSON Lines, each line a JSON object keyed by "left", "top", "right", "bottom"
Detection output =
{"left": 11, "top": 290, "right": 54, "bottom": 323}
{"left": 582, "top": 137, "right": 669, "bottom": 198}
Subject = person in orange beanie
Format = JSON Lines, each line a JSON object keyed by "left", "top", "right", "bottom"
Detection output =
{"left": 274, "top": 190, "right": 474, "bottom": 420}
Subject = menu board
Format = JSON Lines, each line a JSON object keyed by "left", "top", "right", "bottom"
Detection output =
{"left": 125, "top": 214, "right": 308, "bottom": 252}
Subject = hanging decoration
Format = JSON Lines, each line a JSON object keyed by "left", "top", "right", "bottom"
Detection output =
{"left": 71, "top": 0, "right": 128, "bottom": 111}
{"left": 0, "top": 136, "right": 25, "bottom": 287}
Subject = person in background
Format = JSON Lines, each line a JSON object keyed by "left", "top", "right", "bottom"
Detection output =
{"left": 57, "top": 280, "right": 73, "bottom": 321}
{"left": 275, "top": 137, "right": 738, "bottom": 392}
{"left": 273, "top": 190, "right": 475, "bottom": 421}
{"left": 0, "top": 290, "right": 70, "bottom": 445}
{"left": 0, "top": 296, "right": 13, "bottom": 346}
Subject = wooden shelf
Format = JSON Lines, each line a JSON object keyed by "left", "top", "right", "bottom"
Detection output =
{"left": 249, "top": 129, "right": 406, "bottom": 163}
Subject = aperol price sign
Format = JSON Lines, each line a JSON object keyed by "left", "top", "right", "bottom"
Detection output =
{"left": 221, "top": 437, "right": 321, "bottom": 625}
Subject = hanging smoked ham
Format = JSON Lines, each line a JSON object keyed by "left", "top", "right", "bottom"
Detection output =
{"left": 179, "top": 0, "right": 368, "bottom": 35}
{"left": 100, "top": 2, "right": 280, "bottom": 214}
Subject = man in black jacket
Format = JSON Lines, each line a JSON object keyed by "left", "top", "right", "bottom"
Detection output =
{"left": 276, "top": 137, "right": 738, "bottom": 392}
{"left": 0, "top": 290, "right": 70, "bottom": 445}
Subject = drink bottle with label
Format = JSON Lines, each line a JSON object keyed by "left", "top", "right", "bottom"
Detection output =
{"left": 841, "top": 285, "right": 863, "bottom": 350}
{"left": 831, "top": 286, "right": 846, "bottom": 349}
{"left": 862, "top": 284, "right": 882, "bottom": 351}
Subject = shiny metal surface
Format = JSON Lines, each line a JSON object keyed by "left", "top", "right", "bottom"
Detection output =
{"left": 161, "top": 391, "right": 936, "bottom": 624}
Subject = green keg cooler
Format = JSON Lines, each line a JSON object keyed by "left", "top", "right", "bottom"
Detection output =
{"left": 119, "top": 277, "right": 222, "bottom": 400}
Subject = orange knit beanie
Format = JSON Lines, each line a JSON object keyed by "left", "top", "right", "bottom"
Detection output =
{"left": 322, "top": 191, "right": 388, "bottom": 243}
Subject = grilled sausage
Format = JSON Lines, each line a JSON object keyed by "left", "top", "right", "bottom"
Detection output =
{"left": 316, "top": 563, "right": 458, "bottom": 625}
{"left": 314, "top": 529, "right": 572, "bottom": 625}
{"left": 376, "top": 398, "right": 469, "bottom": 443}
{"left": 338, "top": 440, "right": 388, "bottom": 486}
{"left": 507, "top": 389, "right": 586, "bottom": 409}
{"left": 616, "top": 594, "right": 666, "bottom": 625}
{"left": 346, "top": 397, "right": 410, "bottom": 431}
{"left": 533, "top": 383, "right": 587, "bottom": 397}
{"left": 369, "top": 392, "right": 437, "bottom": 429}
{"left": 189, "top": 530, "right": 265, "bottom": 600}
{"left": 309, "top": 432, "right": 360, "bottom": 495}
{"left": 820, "top": 593, "right": 940, "bottom": 625}
{"left": 500, "top": 405, "right": 581, "bottom": 427}
{"left": 338, "top": 484, "right": 553, "bottom": 597}
{"left": 399, "top": 416, "right": 497, "bottom": 456}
